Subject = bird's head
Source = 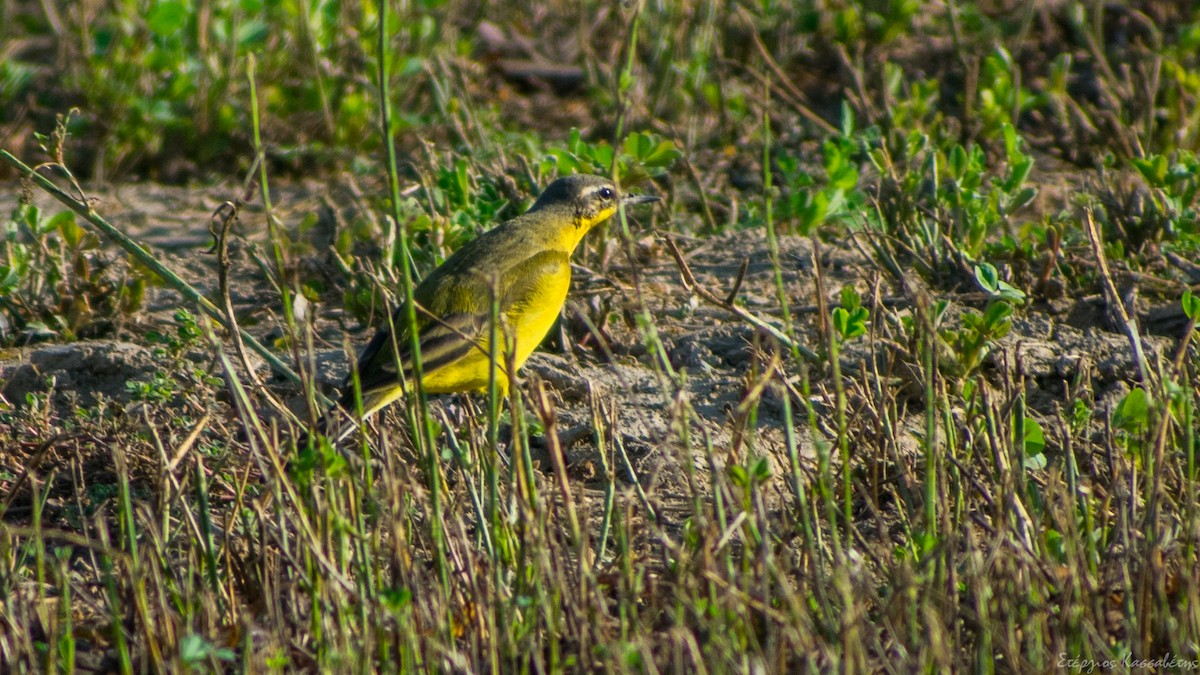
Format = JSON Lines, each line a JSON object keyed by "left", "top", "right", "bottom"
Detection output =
{"left": 529, "top": 174, "right": 659, "bottom": 245}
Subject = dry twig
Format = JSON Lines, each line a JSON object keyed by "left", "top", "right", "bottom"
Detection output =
{"left": 661, "top": 232, "right": 819, "bottom": 362}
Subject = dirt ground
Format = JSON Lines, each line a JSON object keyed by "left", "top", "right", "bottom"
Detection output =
{"left": 0, "top": 171, "right": 1172, "bottom": 506}
{"left": 2, "top": 156, "right": 1194, "bottom": 671}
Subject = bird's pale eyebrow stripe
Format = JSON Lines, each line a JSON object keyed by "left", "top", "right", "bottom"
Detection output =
{"left": 579, "top": 184, "right": 613, "bottom": 199}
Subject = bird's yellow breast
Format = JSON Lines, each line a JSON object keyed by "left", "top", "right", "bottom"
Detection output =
{"left": 506, "top": 263, "right": 571, "bottom": 367}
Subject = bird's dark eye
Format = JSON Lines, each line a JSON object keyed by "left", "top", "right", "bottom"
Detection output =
{"left": 599, "top": 187, "right": 614, "bottom": 200}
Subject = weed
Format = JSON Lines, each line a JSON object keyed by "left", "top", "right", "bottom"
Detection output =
{"left": 0, "top": 203, "right": 145, "bottom": 344}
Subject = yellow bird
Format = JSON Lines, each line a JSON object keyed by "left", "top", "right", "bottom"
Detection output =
{"left": 337, "top": 173, "right": 658, "bottom": 423}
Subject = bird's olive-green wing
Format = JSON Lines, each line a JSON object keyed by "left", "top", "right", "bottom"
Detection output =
{"left": 343, "top": 286, "right": 489, "bottom": 404}
{"left": 342, "top": 245, "right": 512, "bottom": 400}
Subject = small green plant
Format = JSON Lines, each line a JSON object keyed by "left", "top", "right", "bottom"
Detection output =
{"left": 832, "top": 285, "right": 869, "bottom": 341}
{"left": 1112, "top": 386, "right": 1153, "bottom": 470}
{"left": 1131, "top": 150, "right": 1199, "bottom": 246}
{"left": 881, "top": 63, "right": 944, "bottom": 141}
{"left": 974, "top": 261, "right": 1026, "bottom": 303}
{"left": 818, "top": 0, "right": 918, "bottom": 47}
{"left": 545, "top": 129, "right": 681, "bottom": 185}
{"left": 936, "top": 263, "right": 1024, "bottom": 379}
{"left": 126, "top": 372, "right": 178, "bottom": 404}
{"left": 145, "top": 309, "right": 203, "bottom": 358}
{"left": 134, "top": 309, "right": 223, "bottom": 409}
{"left": 179, "top": 633, "right": 236, "bottom": 668}
{"left": 55, "top": 0, "right": 386, "bottom": 178}
{"left": 973, "top": 47, "right": 1042, "bottom": 140}
{"left": 775, "top": 130, "right": 862, "bottom": 235}
{"left": 0, "top": 203, "right": 145, "bottom": 344}
{"left": 728, "top": 455, "right": 772, "bottom": 491}
{"left": 868, "top": 122, "right": 1037, "bottom": 283}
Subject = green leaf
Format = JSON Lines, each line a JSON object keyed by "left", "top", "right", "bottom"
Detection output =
{"left": 802, "top": 191, "right": 830, "bottom": 233}
{"left": 846, "top": 307, "right": 868, "bottom": 338}
{"left": 833, "top": 307, "right": 849, "bottom": 337}
{"left": 146, "top": 0, "right": 189, "bottom": 36}
{"left": 1022, "top": 418, "right": 1045, "bottom": 455}
{"left": 982, "top": 301, "right": 1013, "bottom": 329}
{"left": 1006, "top": 186, "right": 1037, "bottom": 211}
{"left": 728, "top": 465, "right": 748, "bottom": 488}
{"left": 0, "top": 265, "right": 18, "bottom": 293}
{"left": 933, "top": 299, "right": 950, "bottom": 324}
{"left": 236, "top": 20, "right": 269, "bottom": 48}
{"left": 1132, "top": 154, "right": 1169, "bottom": 187}
{"left": 1112, "top": 387, "right": 1150, "bottom": 432}
{"left": 1044, "top": 528, "right": 1066, "bottom": 561}
{"left": 179, "top": 635, "right": 209, "bottom": 664}
{"left": 975, "top": 263, "right": 1025, "bottom": 302}
{"left": 996, "top": 279, "right": 1026, "bottom": 302}
{"left": 948, "top": 144, "right": 968, "bottom": 180}
{"left": 839, "top": 100, "right": 855, "bottom": 136}
{"left": 750, "top": 456, "right": 771, "bottom": 481}
{"left": 622, "top": 132, "right": 644, "bottom": 159}
{"left": 618, "top": 70, "right": 634, "bottom": 94}
{"left": 381, "top": 587, "right": 413, "bottom": 615}
{"left": 1183, "top": 290, "right": 1200, "bottom": 320}
{"left": 1002, "top": 123, "right": 1021, "bottom": 160}
{"left": 1024, "top": 452, "right": 1047, "bottom": 470}
{"left": 833, "top": 286, "right": 869, "bottom": 342}
{"left": 979, "top": 303, "right": 1009, "bottom": 333}
{"left": 975, "top": 263, "right": 999, "bottom": 293}
{"left": 992, "top": 45, "right": 1013, "bottom": 69}
{"left": 550, "top": 150, "right": 582, "bottom": 176}
{"left": 18, "top": 204, "right": 40, "bottom": 232}
{"left": 839, "top": 284, "right": 861, "bottom": 310}
{"left": 644, "top": 140, "right": 682, "bottom": 168}
{"left": 51, "top": 211, "right": 80, "bottom": 248}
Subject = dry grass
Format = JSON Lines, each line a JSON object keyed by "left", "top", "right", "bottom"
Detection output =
{"left": 2, "top": 0, "right": 1200, "bottom": 672}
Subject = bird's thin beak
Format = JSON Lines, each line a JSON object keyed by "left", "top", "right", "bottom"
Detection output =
{"left": 622, "top": 193, "right": 661, "bottom": 206}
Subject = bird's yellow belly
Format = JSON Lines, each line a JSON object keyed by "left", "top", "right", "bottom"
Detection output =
{"left": 509, "top": 276, "right": 570, "bottom": 366}
{"left": 420, "top": 354, "right": 497, "bottom": 395}
{"left": 421, "top": 271, "right": 570, "bottom": 395}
